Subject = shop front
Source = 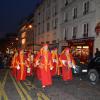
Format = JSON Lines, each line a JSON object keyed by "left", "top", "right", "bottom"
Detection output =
{"left": 68, "top": 38, "right": 94, "bottom": 64}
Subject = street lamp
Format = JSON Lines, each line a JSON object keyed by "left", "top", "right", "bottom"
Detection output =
{"left": 16, "top": 38, "right": 18, "bottom": 41}
{"left": 28, "top": 25, "right": 32, "bottom": 29}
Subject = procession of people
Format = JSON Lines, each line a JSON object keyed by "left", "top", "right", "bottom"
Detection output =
{"left": 10, "top": 44, "right": 76, "bottom": 88}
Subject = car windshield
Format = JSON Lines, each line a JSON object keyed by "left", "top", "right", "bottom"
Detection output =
{"left": 89, "top": 56, "right": 100, "bottom": 63}
{"left": 95, "top": 57, "right": 100, "bottom": 62}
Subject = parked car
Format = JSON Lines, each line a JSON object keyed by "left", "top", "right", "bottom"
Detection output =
{"left": 87, "top": 56, "right": 100, "bottom": 84}
{"left": 74, "top": 56, "right": 100, "bottom": 84}
{"left": 73, "top": 57, "right": 88, "bottom": 77}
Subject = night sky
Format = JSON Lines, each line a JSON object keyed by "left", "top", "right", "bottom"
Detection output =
{"left": 0, "top": 0, "right": 41, "bottom": 38}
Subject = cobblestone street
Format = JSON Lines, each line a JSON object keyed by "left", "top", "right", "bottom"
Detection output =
{"left": 0, "top": 68, "right": 100, "bottom": 100}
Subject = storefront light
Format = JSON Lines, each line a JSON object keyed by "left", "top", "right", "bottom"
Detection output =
{"left": 77, "top": 46, "right": 82, "bottom": 48}
{"left": 22, "top": 38, "right": 26, "bottom": 45}
{"left": 83, "top": 46, "right": 89, "bottom": 48}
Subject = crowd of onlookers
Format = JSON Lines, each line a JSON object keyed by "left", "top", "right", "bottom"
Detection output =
{"left": 0, "top": 52, "right": 11, "bottom": 69}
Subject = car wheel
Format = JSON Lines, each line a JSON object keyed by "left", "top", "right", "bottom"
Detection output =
{"left": 88, "top": 69, "right": 99, "bottom": 84}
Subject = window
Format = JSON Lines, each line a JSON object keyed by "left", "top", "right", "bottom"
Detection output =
{"left": 73, "top": 8, "right": 77, "bottom": 19}
{"left": 38, "top": 12, "right": 40, "bottom": 24}
{"left": 42, "top": 23, "right": 44, "bottom": 33}
{"left": 42, "top": 7, "right": 45, "bottom": 22}
{"left": 52, "top": 7, "right": 54, "bottom": 16}
{"left": 43, "top": 14, "right": 44, "bottom": 22}
{"left": 46, "top": 8, "right": 50, "bottom": 20}
{"left": 47, "top": 22, "right": 50, "bottom": 31}
{"left": 52, "top": 20, "right": 54, "bottom": 29}
{"left": 65, "top": 0, "right": 68, "bottom": 6}
{"left": 55, "top": 18, "right": 58, "bottom": 29}
{"left": 38, "top": 12, "right": 40, "bottom": 16}
{"left": 73, "top": 26, "right": 77, "bottom": 38}
{"left": 38, "top": 26, "right": 40, "bottom": 35}
{"left": 55, "top": 5, "right": 57, "bottom": 15}
{"left": 46, "top": 41, "right": 50, "bottom": 44}
{"left": 52, "top": 18, "right": 58, "bottom": 29}
{"left": 41, "top": 42, "right": 44, "bottom": 44}
{"left": 53, "top": 5, "right": 57, "bottom": 16}
{"left": 52, "top": 40, "right": 56, "bottom": 44}
{"left": 83, "top": 1, "right": 89, "bottom": 15}
{"left": 83, "top": 23, "right": 88, "bottom": 37}
{"left": 63, "top": 28, "right": 67, "bottom": 40}
{"left": 64, "top": 12, "right": 68, "bottom": 22}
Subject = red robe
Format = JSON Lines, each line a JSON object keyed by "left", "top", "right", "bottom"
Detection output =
{"left": 34, "top": 52, "right": 42, "bottom": 80}
{"left": 51, "top": 51, "right": 58, "bottom": 76}
{"left": 11, "top": 53, "right": 21, "bottom": 79}
{"left": 16, "top": 51, "right": 26, "bottom": 81}
{"left": 60, "top": 53, "right": 73, "bottom": 81}
{"left": 25, "top": 52, "right": 33, "bottom": 76}
{"left": 36, "top": 51, "right": 52, "bottom": 86}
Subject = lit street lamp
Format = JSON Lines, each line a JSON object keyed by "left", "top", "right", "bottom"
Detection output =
{"left": 16, "top": 38, "right": 18, "bottom": 41}
{"left": 28, "top": 25, "right": 32, "bottom": 29}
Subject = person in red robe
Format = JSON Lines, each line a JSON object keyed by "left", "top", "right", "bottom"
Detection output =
{"left": 51, "top": 48, "right": 59, "bottom": 76}
{"left": 35, "top": 44, "right": 53, "bottom": 88}
{"left": 34, "top": 51, "right": 42, "bottom": 80}
{"left": 25, "top": 51, "right": 33, "bottom": 76}
{"left": 11, "top": 51, "right": 18, "bottom": 78}
{"left": 16, "top": 49, "right": 26, "bottom": 81}
{"left": 59, "top": 48, "right": 76, "bottom": 81}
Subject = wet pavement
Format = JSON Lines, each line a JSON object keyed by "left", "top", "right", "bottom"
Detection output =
{"left": 0, "top": 68, "right": 100, "bottom": 100}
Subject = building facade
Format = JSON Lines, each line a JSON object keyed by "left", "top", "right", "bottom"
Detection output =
{"left": 18, "top": 14, "right": 34, "bottom": 52}
{"left": 59, "top": 0, "right": 96, "bottom": 63}
{"left": 17, "top": 0, "right": 100, "bottom": 63}
{"left": 34, "top": 0, "right": 61, "bottom": 46}
{"left": 60, "top": 0, "right": 100, "bottom": 63}
{"left": 33, "top": 0, "right": 100, "bottom": 63}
